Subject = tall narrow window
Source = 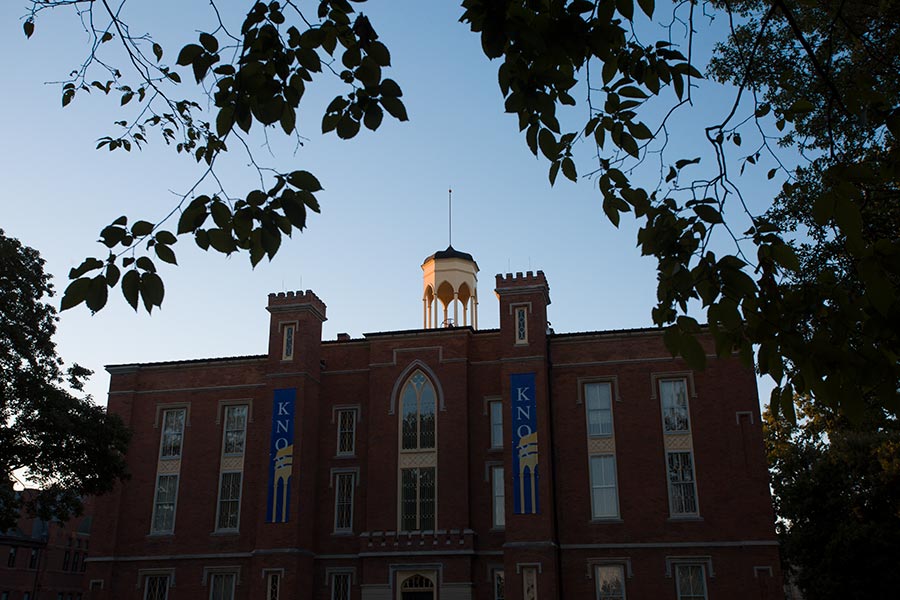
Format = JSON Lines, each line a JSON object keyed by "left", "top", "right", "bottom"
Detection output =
{"left": 400, "top": 467, "right": 435, "bottom": 530}
{"left": 223, "top": 405, "right": 248, "bottom": 455}
{"left": 399, "top": 371, "right": 436, "bottom": 450}
{"left": 282, "top": 324, "right": 295, "bottom": 360}
{"left": 493, "top": 570, "right": 505, "bottom": 600}
{"left": 334, "top": 472, "right": 355, "bottom": 532}
{"left": 216, "top": 472, "right": 242, "bottom": 530}
{"left": 585, "top": 382, "right": 613, "bottom": 436}
{"left": 492, "top": 465, "right": 505, "bottom": 528}
{"left": 72, "top": 552, "right": 80, "bottom": 571}
{"left": 675, "top": 564, "right": 707, "bottom": 600}
{"left": 590, "top": 455, "right": 619, "bottom": 518}
{"left": 331, "top": 572, "right": 351, "bottom": 600}
{"left": 522, "top": 566, "right": 538, "bottom": 600}
{"left": 337, "top": 409, "right": 357, "bottom": 456}
{"left": 62, "top": 550, "right": 69, "bottom": 570}
{"left": 29, "top": 549, "right": 38, "bottom": 569}
{"left": 596, "top": 565, "right": 626, "bottom": 600}
{"left": 209, "top": 572, "right": 236, "bottom": 600}
{"left": 160, "top": 408, "right": 186, "bottom": 458}
{"left": 265, "top": 572, "right": 280, "bottom": 600}
{"left": 489, "top": 401, "right": 503, "bottom": 448}
{"left": 144, "top": 575, "right": 170, "bottom": 600}
{"left": 151, "top": 474, "right": 179, "bottom": 533}
{"left": 667, "top": 452, "right": 699, "bottom": 515}
{"left": 515, "top": 307, "right": 528, "bottom": 344}
{"left": 7, "top": 547, "right": 17, "bottom": 567}
{"left": 660, "top": 379, "right": 690, "bottom": 433}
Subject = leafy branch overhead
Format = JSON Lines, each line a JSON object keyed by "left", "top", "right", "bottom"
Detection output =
{"left": 29, "top": 0, "right": 408, "bottom": 314}
{"left": 23, "top": 0, "right": 900, "bottom": 420}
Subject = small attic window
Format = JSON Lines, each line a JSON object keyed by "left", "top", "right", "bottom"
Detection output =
{"left": 515, "top": 307, "right": 528, "bottom": 345}
{"left": 282, "top": 324, "right": 295, "bottom": 360}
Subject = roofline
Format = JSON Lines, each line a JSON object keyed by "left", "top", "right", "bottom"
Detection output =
{"left": 105, "top": 325, "right": 702, "bottom": 370}
{"left": 550, "top": 324, "right": 708, "bottom": 341}
{"left": 105, "top": 354, "right": 266, "bottom": 373}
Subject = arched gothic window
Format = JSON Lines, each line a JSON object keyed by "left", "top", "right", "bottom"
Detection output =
{"left": 400, "top": 371, "right": 436, "bottom": 450}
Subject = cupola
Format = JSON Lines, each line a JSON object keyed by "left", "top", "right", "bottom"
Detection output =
{"left": 421, "top": 245, "right": 479, "bottom": 329}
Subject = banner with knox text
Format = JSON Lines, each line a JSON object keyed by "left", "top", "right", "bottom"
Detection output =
{"left": 511, "top": 372, "right": 540, "bottom": 514}
{"left": 266, "top": 388, "right": 295, "bottom": 523}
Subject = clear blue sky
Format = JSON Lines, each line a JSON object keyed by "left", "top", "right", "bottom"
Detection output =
{"left": 1, "top": 1, "right": 784, "bottom": 404}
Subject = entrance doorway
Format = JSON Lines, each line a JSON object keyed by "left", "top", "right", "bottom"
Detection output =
{"left": 399, "top": 573, "right": 435, "bottom": 600}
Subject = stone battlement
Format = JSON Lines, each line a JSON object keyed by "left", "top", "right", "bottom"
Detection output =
{"left": 495, "top": 270, "right": 549, "bottom": 288}
{"left": 266, "top": 290, "right": 327, "bottom": 317}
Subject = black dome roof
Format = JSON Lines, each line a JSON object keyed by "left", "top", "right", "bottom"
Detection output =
{"left": 425, "top": 245, "right": 477, "bottom": 266}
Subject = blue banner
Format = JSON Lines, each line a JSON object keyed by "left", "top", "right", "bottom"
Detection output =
{"left": 266, "top": 388, "right": 296, "bottom": 523}
{"left": 511, "top": 372, "right": 540, "bottom": 514}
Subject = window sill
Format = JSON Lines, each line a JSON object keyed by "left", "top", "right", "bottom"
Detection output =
{"left": 489, "top": 527, "right": 506, "bottom": 533}
{"left": 667, "top": 515, "right": 703, "bottom": 522}
{"left": 146, "top": 532, "right": 175, "bottom": 538}
{"left": 332, "top": 530, "right": 354, "bottom": 537}
{"left": 487, "top": 446, "right": 503, "bottom": 453}
{"left": 210, "top": 529, "right": 240, "bottom": 536}
{"left": 334, "top": 453, "right": 357, "bottom": 460}
{"left": 590, "top": 518, "right": 623, "bottom": 524}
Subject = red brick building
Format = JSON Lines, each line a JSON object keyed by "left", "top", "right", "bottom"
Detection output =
{"left": 85, "top": 249, "right": 782, "bottom": 600}
{"left": 1, "top": 491, "right": 92, "bottom": 600}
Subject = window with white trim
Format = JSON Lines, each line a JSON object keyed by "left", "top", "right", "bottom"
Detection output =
{"left": 399, "top": 371, "right": 436, "bottom": 450}
{"left": 151, "top": 474, "right": 178, "bottom": 533}
{"left": 330, "top": 572, "right": 351, "bottom": 600}
{"left": 585, "top": 382, "right": 613, "bottom": 436}
{"left": 336, "top": 409, "right": 356, "bottom": 456}
{"left": 595, "top": 565, "right": 626, "bottom": 600}
{"left": 660, "top": 379, "right": 690, "bottom": 433}
{"left": 667, "top": 452, "right": 699, "bottom": 515}
{"left": 515, "top": 307, "right": 528, "bottom": 344}
{"left": 400, "top": 467, "right": 435, "bottom": 530}
{"left": 143, "top": 574, "right": 169, "bottom": 600}
{"left": 492, "top": 465, "right": 505, "bottom": 528}
{"left": 216, "top": 472, "right": 242, "bottom": 530}
{"left": 675, "top": 564, "right": 707, "bottom": 600}
{"left": 265, "top": 571, "right": 280, "bottom": 600}
{"left": 493, "top": 569, "right": 505, "bottom": 600}
{"left": 208, "top": 572, "right": 236, "bottom": 600}
{"left": 282, "top": 324, "right": 295, "bottom": 360}
{"left": 489, "top": 400, "right": 503, "bottom": 448}
{"left": 522, "top": 566, "right": 538, "bottom": 600}
{"left": 222, "top": 405, "right": 248, "bottom": 455}
{"left": 333, "top": 472, "right": 355, "bottom": 532}
{"left": 160, "top": 408, "right": 186, "bottom": 458}
{"left": 590, "top": 455, "right": 619, "bottom": 518}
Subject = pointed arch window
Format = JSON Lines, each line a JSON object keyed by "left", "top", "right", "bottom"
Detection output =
{"left": 400, "top": 371, "right": 436, "bottom": 450}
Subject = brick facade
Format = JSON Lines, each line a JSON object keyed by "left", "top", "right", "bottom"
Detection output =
{"left": 85, "top": 269, "right": 782, "bottom": 600}
{"left": 1, "top": 492, "right": 92, "bottom": 600}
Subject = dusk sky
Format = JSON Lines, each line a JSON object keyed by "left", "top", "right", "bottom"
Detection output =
{"left": 1, "top": 1, "right": 785, "bottom": 404}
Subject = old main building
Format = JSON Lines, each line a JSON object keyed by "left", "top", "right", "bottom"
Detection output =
{"left": 86, "top": 247, "right": 782, "bottom": 600}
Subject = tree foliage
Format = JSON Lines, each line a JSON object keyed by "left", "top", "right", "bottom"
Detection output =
{"left": 764, "top": 398, "right": 900, "bottom": 598}
{"left": 0, "top": 230, "right": 131, "bottom": 530}
{"left": 20, "top": 0, "right": 900, "bottom": 419}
